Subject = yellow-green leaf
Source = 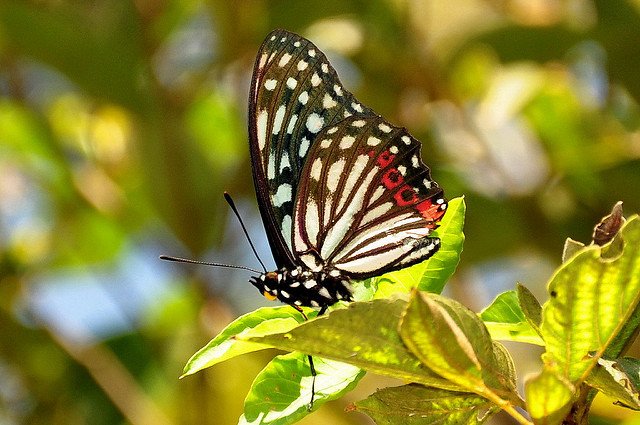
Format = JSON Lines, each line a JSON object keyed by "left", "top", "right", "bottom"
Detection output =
{"left": 541, "top": 216, "right": 640, "bottom": 382}
{"left": 352, "top": 384, "right": 496, "bottom": 425}
{"left": 525, "top": 368, "right": 574, "bottom": 425}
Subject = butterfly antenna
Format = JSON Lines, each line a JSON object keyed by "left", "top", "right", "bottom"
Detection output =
{"left": 159, "top": 255, "right": 262, "bottom": 274}
{"left": 223, "top": 192, "right": 268, "bottom": 272}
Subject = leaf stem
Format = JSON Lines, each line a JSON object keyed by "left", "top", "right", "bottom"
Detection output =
{"left": 482, "top": 391, "right": 533, "bottom": 425}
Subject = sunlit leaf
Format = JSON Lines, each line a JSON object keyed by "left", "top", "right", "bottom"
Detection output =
{"left": 525, "top": 368, "right": 574, "bottom": 425}
{"left": 586, "top": 357, "right": 640, "bottom": 410}
{"left": 517, "top": 284, "right": 543, "bottom": 332}
{"left": 182, "top": 306, "right": 306, "bottom": 377}
{"left": 541, "top": 216, "right": 640, "bottom": 382}
{"left": 481, "top": 289, "right": 543, "bottom": 345}
{"left": 352, "top": 384, "right": 495, "bottom": 425}
{"left": 243, "top": 299, "right": 461, "bottom": 391}
{"left": 399, "top": 292, "right": 518, "bottom": 401}
{"left": 239, "top": 352, "right": 363, "bottom": 425}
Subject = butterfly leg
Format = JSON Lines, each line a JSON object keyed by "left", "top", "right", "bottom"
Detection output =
{"left": 306, "top": 305, "right": 328, "bottom": 411}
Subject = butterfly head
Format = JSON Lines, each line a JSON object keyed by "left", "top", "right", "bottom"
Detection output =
{"left": 250, "top": 271, "right": 280, "bottom": 301}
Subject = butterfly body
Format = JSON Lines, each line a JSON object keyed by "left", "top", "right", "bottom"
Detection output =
{"left": 247, "top": 29, "right": 447, "bottom": 310}
{"left": 250, "top": 264, "right": 353, "bottom": 308}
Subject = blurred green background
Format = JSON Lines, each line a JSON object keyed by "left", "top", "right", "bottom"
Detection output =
{"left": 1, "top": 0, "right": 639, "bottom": 424}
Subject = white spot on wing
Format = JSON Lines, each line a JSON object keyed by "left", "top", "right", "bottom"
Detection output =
{"left": 297, "top": 60, "right": 308, "bottom": 71}
{"left": 273, "top": 184, "right": 292, "bottom": 207}
{"left": 256, "top": 110, "right": 268, "bottom": 150}
{"left": 273, "top": 105, "right": 286, "bottom": 135}
{"left": 299, "top": 137, "right": 310, "bottom": 157}
{"left": 264, "top": 79, "right": 277, "bottom": 91}
{"left": 306, "top": 113, "right": 324, "bottom": 133}
{"left": 412, "top": 155, "right": 419, "bottom": 167}
{"left": 286, "top": 77, "right": 297, "bottom": 89}
{"left": 258, "top": 53, "right": 269, "bottom": 70}
{"left": 390, "top": 145, "right": 399, "bottom": 154}
{"left": 352, "top": 120, "right": 366, "bottom": 127}
{"left": 334, "top": 85, "right": 343, "bottom": 96}
{"left": 321, "top": 63, "right": 329, "bottom": 73}
{"left": 351, "top": 102, "right": 363, "bottom": 112}
{"left": 286, "top": 114, "right": 298, "bottom": 134}
{"left": 402, "top": 136, "right": 411, "bottom": 145}
{"left": 310, "top": 158, "right": 323, "bottom": 181}
{"left": 327, "top": 127, "right": 338, "bottom": 134}
{"left": 281, "top": 214, "right": 292, "bottom": 250}
{"left": 298, "top": 91, "right": 309, "bottom": 105}
{"left": 370, "top": 185, "right": 385, "bottom": 203}
{"left": 311, "top": 73, "right": 322, "bottom": 87}
{"left": 279, "top": 53, "right": 292, "bottom": 67}
{"left": 339, "top": 136, "right": 356, "bottom": 150}
{"left": 294, "top": 41, "right": 301, "bottom": 47}
{"left": 367, "top": 136, "right": 381, "bottom": 146}
{"left": 308, "top": 49, "right": 316, "bottom": 57}
{"left": 398, "top": 165, "right": 407, "bottom": 175}
{"left": 305, "top": 199, "right": 320, "bottom": 245}
{"left": 379, "top": 123, "right": 392, "bottom": 133}
{"left": 267, "top": 152, "right": 276, "bottom": 179}
{"left": 280, "top": 151, "right": 290, "bottom": 172}
{"left": 327, "top": 159, "right": 346, "bottom": 192}
{"left": 323, "top": 93, "right": 337, "bottom": 109}
{"left": 301, "top": 255, "right": 321, "bottom": 272}
{"left": 318, "top": 287, "right": 331, "bottom": 299}
{"left": 320, "top": 138, "right": 332, "bottom": 148}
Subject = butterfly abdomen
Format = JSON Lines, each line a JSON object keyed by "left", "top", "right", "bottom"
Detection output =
{"left": 250, "top": 265, "right": 353, "bottom": 308}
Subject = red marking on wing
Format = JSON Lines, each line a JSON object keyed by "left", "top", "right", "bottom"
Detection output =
{"left": 382, "top": 168, "right": 403, "bottom": 189}
{"left": 394, "top": 185, "right": 418, "bottom": 206}
{"left": 416, "top": 199, "right": 446, "bottom": 227}
{"left": 377, "top": 151, "right": 395, "bottom": 168}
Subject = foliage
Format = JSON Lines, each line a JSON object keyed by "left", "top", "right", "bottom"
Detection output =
{"left": 187, "top": 203, "right": 640, "bottom": 424}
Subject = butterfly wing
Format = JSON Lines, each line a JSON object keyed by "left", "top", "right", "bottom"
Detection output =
{"left": 292, "top": 115, "right": 447, "bottom": 277}
{"left": 248, "top": 29, "right": 375, "bottom": 269}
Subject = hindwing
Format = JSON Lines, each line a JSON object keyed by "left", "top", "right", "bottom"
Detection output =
{"left": 292, "top": 115, "right": 446, "bottom": 277}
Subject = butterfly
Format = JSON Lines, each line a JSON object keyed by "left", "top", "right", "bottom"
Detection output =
{"left": 247, "top": 29, "right": 447, "bottom": 314}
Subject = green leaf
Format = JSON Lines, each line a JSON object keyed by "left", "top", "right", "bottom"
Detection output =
{"left": 481, "top": 290, "right": 544, "bottom": 346}
{"left": 541, "top": 215, "right": 640, "bottom": 382}
{"left": 586, "top": 357, "right": 640, "bottom": 410}
{"left": 562, "top": 238, "right": 586, "bottom": 263}
{"left": 352, "top": 384, "right": 496, "bottom": 425}
{"left": 517, "top": 284, "right": 543, "bottom": 332}
{"left": 525, "top": 368, "right": 574, "bottom": 425}
{"left": 239, "top": 352, "right": 363, "bottom": 425}
{"left": 374, "top": 197, "right": 466, "bottom": 297}
{"left": 491, "top": 342, "right": 517, "bottom": 393}
{"left": 182, "top": 306, "right": 306, "bottom": 377}
{"left": 399, "top": 292, "right": 518, "bottom": 401}
{"left": 244, "top": 299, "right": 461, "bottom": 391}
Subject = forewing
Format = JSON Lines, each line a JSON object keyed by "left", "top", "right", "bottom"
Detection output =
{"left": 248, "top": 29, "right": 375, "bottom": 268}
{"left": 292, "top": 116, "right": 447, "bottom": 277}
